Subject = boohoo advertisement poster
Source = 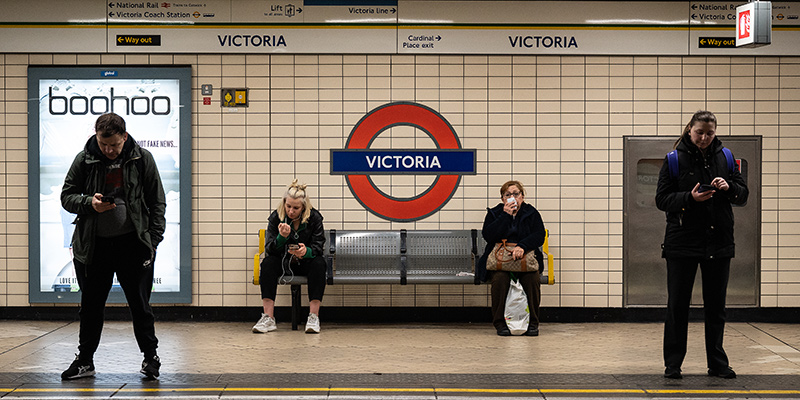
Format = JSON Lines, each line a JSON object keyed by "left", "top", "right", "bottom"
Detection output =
{"left": 27, "top": 66, "right": 192, "bottom": 303}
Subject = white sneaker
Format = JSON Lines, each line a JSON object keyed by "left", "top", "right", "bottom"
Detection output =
{"left": 305, "top": 313, "right": 320, "bottom": 334}
{"left": 252, "top": 313, "right": 277, "bottom": 333}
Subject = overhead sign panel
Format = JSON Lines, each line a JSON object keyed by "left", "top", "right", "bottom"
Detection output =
{"left": 2, "top": 0, "right": 799, "bottom": 55}
{"left": 107, "top": 26, "right": 396, "bottom": 53}
{"left": 107, "top": 1, "right": 230, "bottom": 23}
{"left": 303, "top": 0, "right": 397, "bottom": 23}
{"left": 397, "top": 1, "right": 689, "bottom": 55}
{"left": 231, "top": 0, "right": 305, "bottom": 23}
{"left": 689, "top": 1, "right": 795, "bottom": 55}
{"left": 0, "top": 0, "right": 106, "bottom": 52}
{"left": 107, "top": 0, "right": 398, "bottom": 53}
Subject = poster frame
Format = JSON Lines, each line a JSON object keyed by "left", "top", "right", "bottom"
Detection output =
{"left": 27, "top": 65, "right": 192, "bottom": 304}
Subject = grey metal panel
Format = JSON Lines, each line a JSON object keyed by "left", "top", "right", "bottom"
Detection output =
{"left": 623, "top": 136, "right": 761, "bottom": 307}
{"left": 330, "top": 231, "right": 402, "bottom": 279}
{"left": 406, "top": 230, "right": 474, "bottom": 279}
{"left": 331, "top": 276, "right": 403, "bottom": 284}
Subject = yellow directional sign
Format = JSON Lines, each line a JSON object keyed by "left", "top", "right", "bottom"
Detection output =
{"left": 699, "top": 37, "right": 735, "bottom": 48}
{"left": 115, "top": 35, "right": 161, "bottom": 46}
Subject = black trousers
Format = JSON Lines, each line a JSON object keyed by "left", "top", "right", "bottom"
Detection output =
{"left": 663, "top": 257, "right": 731, "bottom": 370}
{"left": 490, "top": 270, "right": 541, "bottom": 330}
{"left": 260, "top": 253, "right": 326, "bottom": 301}
{"left": 73, "top": 233, "right": 158, "bottom": 360}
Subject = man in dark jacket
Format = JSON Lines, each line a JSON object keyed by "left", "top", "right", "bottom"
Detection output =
{"left": 60, "top": 113, "right": 167, "bottom": 380}
{"left": 655, "top": 110, "right": 748, "bottom": 380}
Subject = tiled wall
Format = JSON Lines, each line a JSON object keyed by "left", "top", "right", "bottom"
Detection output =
{"left": 1, "top": 54, "right": 799, "bottom": 308}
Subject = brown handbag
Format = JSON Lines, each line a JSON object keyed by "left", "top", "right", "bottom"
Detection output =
{"left": 486, "top": 239, "right": 539, "bottom": 272}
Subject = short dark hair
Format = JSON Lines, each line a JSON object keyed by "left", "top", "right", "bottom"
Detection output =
{"left": 95, "top": 113, "right": 126, "bottom": 138}
{"left": 500, "top": 180, "right": 525, "bottom": 197}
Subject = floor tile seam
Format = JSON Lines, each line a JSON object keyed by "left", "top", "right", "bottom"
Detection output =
{"left": 0, "top": 321, "right": 75, "bottom": 356}
{"left": 0, "top": 322, "right": 78, "bottom": 370}
{"left": 737, "top": 323, "right": 800, "bottom": 368}
{"left": 749, "top": 322, "right": 800, "bottom": 354}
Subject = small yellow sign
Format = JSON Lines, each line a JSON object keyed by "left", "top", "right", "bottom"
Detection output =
{"left": 221, "top": 88, "right": 249, "bottom": 107}
{"left": 235, "top": 90, "right": 247, "bottom": 104}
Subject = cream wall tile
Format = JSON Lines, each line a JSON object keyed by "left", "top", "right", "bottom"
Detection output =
{"left": 2, "top": 52, "right": 799, "bottom": 309}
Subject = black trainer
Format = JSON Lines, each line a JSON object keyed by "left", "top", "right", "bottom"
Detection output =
{"left": 664, "top": 366, "right": 683, "bottom": 379}
{"left": 140, "top": 355, "right": 161, "bottom": 379}
{"left": 61, "top": 354, "right": 95, "bottom": 380}
{"left": 708, "top": 367, "right": 736, "bottom": 379}
{"left": 496, "top": 327, "right": 511, "bottom": 336}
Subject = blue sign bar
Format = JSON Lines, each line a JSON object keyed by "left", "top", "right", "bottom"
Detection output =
{"left": 331, "top": 149, "right": 476, "bottom": 175}
{"left": 305, "top": 0, "right": 397, "bottom": 5}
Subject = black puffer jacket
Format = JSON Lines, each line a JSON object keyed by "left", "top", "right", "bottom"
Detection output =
{"left": 264, "top": 208, "right": 325, "bottom": 259}
{"left": 655, "top": 136, "right": 748, "bottom": 259}
{"left": 476, "top": 202, "right": 546, "bottom": 282}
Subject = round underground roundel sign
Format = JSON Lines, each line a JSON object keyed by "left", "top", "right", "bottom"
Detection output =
{"left": 330, "top": 102, "right": 476, "bottom": 222}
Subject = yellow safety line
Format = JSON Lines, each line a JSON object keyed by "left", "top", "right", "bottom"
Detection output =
{"left": 7, "top": 388, "right": 119, "bottom": 392}
{"left": 0, "top": 24, "right": 106, "bottom": 29}
{"left": 5, "top": 387, "right": 800, "bottom": 395}
{"left": 649, "top": 389, "right": 800, "bottom": 394}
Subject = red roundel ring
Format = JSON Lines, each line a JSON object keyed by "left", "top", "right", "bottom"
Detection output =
{"left": 345, "top": 102, "right": 462, "bottom": 222}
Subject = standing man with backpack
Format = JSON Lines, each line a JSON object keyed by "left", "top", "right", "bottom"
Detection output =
{"left": 60, "top": 113, "right": 167, "bottom": 380}
{"left": 655, "top": 110, "right": 749, "bottom": 380}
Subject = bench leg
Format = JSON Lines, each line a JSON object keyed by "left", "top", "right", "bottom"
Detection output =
{"left": 291, "top": 285, "right": 301, "bottom": 331}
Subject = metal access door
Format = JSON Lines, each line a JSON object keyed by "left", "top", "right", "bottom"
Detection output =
{"left": 623, "top": 136, "right": 761, "bottom": 307}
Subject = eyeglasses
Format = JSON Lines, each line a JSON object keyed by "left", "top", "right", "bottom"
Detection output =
{"left": 503, "top": 192, "right": 522, "bottom": 198}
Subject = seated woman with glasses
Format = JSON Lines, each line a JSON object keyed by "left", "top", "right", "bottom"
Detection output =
{"left": 476, "top": 180, "right": 546, "bottom": 336}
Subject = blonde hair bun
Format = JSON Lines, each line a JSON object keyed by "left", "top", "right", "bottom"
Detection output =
{"left": 289, "top": 179, "right": 308, "bottom": 191}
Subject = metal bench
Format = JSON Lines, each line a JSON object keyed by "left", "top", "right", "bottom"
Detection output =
{"left": 253, "top": 229, "right": 555, "bottom": 330}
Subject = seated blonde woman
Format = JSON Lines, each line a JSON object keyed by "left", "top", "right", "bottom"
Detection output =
{"left": 252, "top": 180, "right": 326, "bottom": 334}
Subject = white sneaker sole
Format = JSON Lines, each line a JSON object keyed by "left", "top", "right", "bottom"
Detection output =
{"left": 252, "top": 325, "right": 277, "bottom": 333}
{"left": 63, "top": 370, "right": 95, "bottom": 380}
{"left": 140, "top": 369, "right": 160, "bottom": 379}
{"left": 305, "top": 326, "right": 320, "bottom": 334}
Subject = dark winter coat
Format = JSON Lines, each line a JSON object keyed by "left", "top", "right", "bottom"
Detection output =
{"left": 265, "top": 208, "right": 326, "bottom": 259}
{"left": 655, "top": 136, "right": 748, "bottom": 259}
{"left": 476, "top": 201, "right": 546, "bottom": 282}
{"left": 61, "top": 135, "right": 167, "bottom": 265}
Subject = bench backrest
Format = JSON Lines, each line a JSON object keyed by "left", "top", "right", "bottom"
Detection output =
{"left": 253, "top": 228, "right": 554, "bottom": 286}
{"left": 405, "top": 230, "right": 478, "bottom": 284}
{"left": 327, "top": 230, "right": 403, "bottom": 284}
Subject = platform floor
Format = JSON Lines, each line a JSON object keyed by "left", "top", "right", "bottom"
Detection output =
{"left": 1, "top": 319, "right": 799, "bottom": 399}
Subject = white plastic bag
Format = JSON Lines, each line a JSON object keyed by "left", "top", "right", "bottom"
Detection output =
{"left": 504, "top": 277, "right": 530, "bottom": 335}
